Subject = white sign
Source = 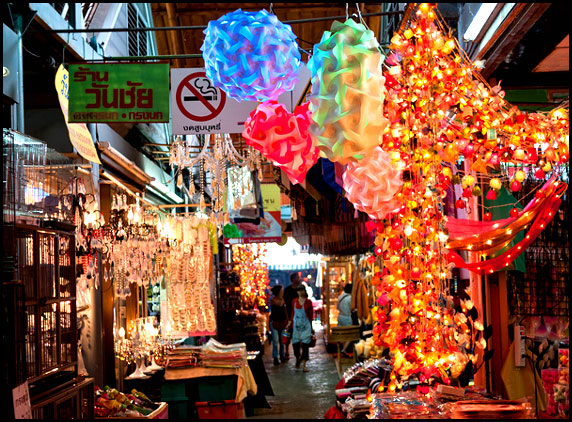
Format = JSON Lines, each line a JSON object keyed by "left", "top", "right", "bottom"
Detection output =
{"left": 12, "top": 381, "right": 32, "bottom": 419}
{"left": 171, "top": 65, "right": 310, "bottom": 135}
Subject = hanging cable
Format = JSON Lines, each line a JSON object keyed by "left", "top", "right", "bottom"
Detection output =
{"left": 355, "top": 3, "right": 369, "bottom": 29}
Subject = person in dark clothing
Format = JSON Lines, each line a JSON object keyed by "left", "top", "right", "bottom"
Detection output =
{"left": 283, "top": 272, "right": 302, "bottom": 359}
{"left": 269, "top": 284, "right": 288, "bottom": 365}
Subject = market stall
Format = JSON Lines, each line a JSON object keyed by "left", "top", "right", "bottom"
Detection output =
{"left": 3, "top": 2, "right": 569, "bottom": 420}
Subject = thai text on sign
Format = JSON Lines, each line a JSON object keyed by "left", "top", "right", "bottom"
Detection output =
{"left": 68, "top": 63, "right": 169, "bottom": 123}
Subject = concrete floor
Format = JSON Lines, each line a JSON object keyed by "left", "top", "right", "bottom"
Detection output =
{"left": 248, "top": 324, "right": 340, "bottom": 419}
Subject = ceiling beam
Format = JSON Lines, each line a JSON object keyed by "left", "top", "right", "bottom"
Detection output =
{"left": 164, "top": 3, "right": 185, "bottom": 68}
{"left": 476, "top": 3, "right": 551, "bottom": 79}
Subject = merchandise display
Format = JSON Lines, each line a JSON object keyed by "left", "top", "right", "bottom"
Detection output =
{"left": 166, "top": 220, "right": 216, "bottom": 336}
{"left": 232, "top": 243, "right": 270, "bottom": 309}
{"left": 95, "top": 386, "right": 166, "bottom": 418}
{"left": 307, "top": 19, "right": 389, "bottom": 164}
{"left": 363, "top": 3, "right": 568, "bottom": 394}
{"left": 201, "top": 9, "right": 301, "bottom": 102}
{"left": 243, "top": 101, "right": 318, "bottom": 185}
{"left": 3, "top": 3, "right": 569, "bottom": 420}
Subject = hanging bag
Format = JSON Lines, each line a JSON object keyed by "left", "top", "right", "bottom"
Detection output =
{"left": 351, "top": 309, "right": 359, "bottom": 325}
{"left": 309, "top": 334, "right": 317, "bottom": 348}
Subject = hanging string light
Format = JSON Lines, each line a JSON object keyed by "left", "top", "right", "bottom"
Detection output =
{"left": 367, "top": 2, "right": 568, "bottom": 393}
{"left": 232, "top": 243, "right": 270, "bottom": 309}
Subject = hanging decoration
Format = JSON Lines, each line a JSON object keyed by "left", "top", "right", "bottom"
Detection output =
{"left": 166, "top": 217, "right": 217, "bottom": 336}
{"left": 232, "top": 243, "right": 270, "bottom": 309}
{"left": 201, "top": 9, "right": 301, "bottom": 102}
{"left": 342, "top": 146, "right": 404, "bottom": 220}
{"left": 169, "top": 134, "right": 263, "bottom": 229}
{"left": 366, "top": 2, "right": 568, "bottom": 393}
{"left": 243, "top": 101, "right": 318, "bottom": 184}
{"left": 446, "top": 180, "right": 565, "bottom": 274}
{"left": 446, "top": 177, "right": 563, "bottom": 251}
{"left": 307, "top": 18, "right": 389, "bottom": 164}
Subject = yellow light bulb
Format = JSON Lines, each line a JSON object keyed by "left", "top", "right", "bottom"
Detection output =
{"left": 490, "top": 178, "right": 502, "bottom": 190}
{"left": 515, "top": 170, "right": 526, "bottom": 183}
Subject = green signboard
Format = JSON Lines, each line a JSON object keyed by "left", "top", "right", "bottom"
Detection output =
{"left": 68, "top": 63, "right": 169, "bottom": 123}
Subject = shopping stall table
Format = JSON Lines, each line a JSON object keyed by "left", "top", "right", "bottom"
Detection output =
{"left": 123, "top": 369, "right": 165, "bottom": 403}
{"left": 243, "top": 351, "right": 274, "bottom": 415}
{"left": 162, "top": 364, "right": 258, "bottom": 418}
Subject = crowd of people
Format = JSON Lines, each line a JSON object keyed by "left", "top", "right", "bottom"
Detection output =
{"left": 268, "top": 272, "right": 356, "bottom": 373}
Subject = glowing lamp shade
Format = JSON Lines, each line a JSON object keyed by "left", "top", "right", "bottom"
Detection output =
{"left": 201, "top": 9, "right": 301, "bottom": 102}
{"left": 307, "top": 19, "right": 389, "bottom": 164}
{"left": 514, "top": 170, "right": 526, "bottom": 183}
{"left": 342, "top": 146, "right": 403, "bottom": 220}
{"left": 513, "top": 149, "right": 526, "bottom": 161}
{"left": 243, "top": 101, "right": 318, "bottom": 185}
{"left": 489, "top": 178, "right": 502, "bottom": 190}
{"left": 462, "top": 174, "right": 475, "bottom": 188}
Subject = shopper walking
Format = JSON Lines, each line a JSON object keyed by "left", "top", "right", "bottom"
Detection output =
{"left": 283, "top": 272, "right": 302, "bottom": 360}
{"left": 287, "top": 286, "right": 314, "bottom": 372}
{"left": 269, "top": 285, "right": 288, "bottom": 365}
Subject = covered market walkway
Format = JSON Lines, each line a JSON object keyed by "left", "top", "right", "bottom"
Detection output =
{"left": 248, "top": 325, "right": 340, "bottom": 419}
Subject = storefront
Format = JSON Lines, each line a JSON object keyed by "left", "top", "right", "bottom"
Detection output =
{"left": 2, "top": 2, "right": 569, "bottom": 420}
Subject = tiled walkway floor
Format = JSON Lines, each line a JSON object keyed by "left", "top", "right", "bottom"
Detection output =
{"left": 248, "top": 324, "right": 340, "bottom": 419}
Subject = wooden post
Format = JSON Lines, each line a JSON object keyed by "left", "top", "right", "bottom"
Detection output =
{"left": 100, "top": 183, "right": 117, "bottom": 387}
{"left": 488, "top": 271, "right": 510, "bottom": 397}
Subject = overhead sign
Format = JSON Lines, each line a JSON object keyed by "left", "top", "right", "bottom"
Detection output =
{"left": 171, "top": 65, "right": 310, "bottom": 135}
{"left": 54, "top": 64, "right": 101, "bottom": 164}
{"left": 68, "top": 63, "right": 169, "bottom": 123}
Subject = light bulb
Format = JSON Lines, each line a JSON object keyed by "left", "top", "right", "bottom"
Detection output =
{"left": 490, "top": 178, "right": 502, "bottom": 190}
{"left": 404, "top": 226, "right": 414, "bottom": 237}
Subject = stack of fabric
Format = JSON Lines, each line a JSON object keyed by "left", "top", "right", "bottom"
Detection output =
{"left": 369, "top": 391, "right": 441, "bottom": 419}
{"left": 341, "top": 397, "right": 372, "bottom": 419}
{"left": 449, "top": 400, "right": 534, "bottom": 419}
{"left": 164, "top": 345, "right": 201, "bottom": 369}
{"left": 341, "top": 359, "right": 393, "bottom": 391}
{"left": 200, "top": 339, "right": 247, "bottom": 369}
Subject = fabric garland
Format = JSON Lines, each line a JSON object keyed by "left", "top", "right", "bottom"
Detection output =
{"left": 446, "top": 184, "right": 565, "bottom": 274}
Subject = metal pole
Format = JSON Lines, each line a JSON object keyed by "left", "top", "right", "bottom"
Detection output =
{"left": 97, "top": 54, "right": 203, "bottom": 62}
{"left": 43, "top": 11, "right": 405, "bottom": 34}
{"left": 15, "top": 16, "right": 25, "bottom": 133}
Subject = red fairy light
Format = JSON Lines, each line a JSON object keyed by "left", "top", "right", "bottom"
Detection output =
{"left": 369, "top": 2, "right": 568, "bottom": 389}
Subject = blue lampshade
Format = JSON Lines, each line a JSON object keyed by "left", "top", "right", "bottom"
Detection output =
{"left": 201, "top": 9, "right": 302, "bottom": 102}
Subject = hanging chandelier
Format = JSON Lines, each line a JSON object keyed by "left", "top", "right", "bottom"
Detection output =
{"left": 169, "top": 133, "right": 264, "bottom": 227}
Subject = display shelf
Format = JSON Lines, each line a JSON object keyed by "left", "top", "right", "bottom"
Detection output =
{"left": 15, "top": 224, "right": 78, "bottom": 388}
{"left": 322, "top": 259, "right": 353, "bottom": 343}
{"left": 31, "top": 377, "right": 94, "bottom": 419}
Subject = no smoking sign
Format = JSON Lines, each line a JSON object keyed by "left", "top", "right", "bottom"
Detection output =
{"left": 175, "top": 72, "right": 226, "bottom": 122}
{"left": 171, "top": 68, "right": 259, "bottom": 135}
